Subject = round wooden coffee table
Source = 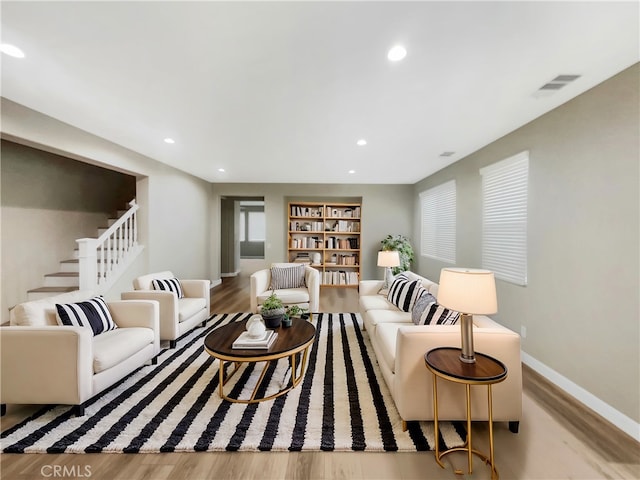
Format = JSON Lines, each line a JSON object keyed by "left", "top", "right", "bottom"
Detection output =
{"left": 204, "top": 316, "right": 316, "bottom": 404}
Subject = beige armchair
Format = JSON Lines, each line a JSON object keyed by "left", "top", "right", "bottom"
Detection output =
{"left": 121, "top": 271, "right": 210, "bottom": 348}
{"left": 1, "top": 290, "right": 159, "bottom": 416}
{"left": 250, "top": 263, "right": 320, "bottom": 314}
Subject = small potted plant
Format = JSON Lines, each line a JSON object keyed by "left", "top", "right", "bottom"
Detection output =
{"left": 260, "top": 292, "right": 285, "bottom": 328}
{"left": 283, "top": 305, "right": 308, "bottom": 327}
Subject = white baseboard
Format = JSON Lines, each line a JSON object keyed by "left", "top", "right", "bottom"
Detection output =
{"left": 521, "top": 351, "right": 640, "bottom": 442}
{"left": 220, "top": 271, "right": 240, "bottom": 278}
{"left": 210, "top": 279, "right": 222, "bottom": 288}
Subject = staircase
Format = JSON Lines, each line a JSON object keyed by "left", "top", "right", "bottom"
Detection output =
{"left": 26, "top": 200, "right": 142, "bottom": 301}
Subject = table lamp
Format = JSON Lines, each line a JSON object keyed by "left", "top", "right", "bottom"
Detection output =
{"left": 437, "top": 268, "right": 497, "bottom": 364}
{"left": 377, "top": 250, "right": 401, "bottom": 290}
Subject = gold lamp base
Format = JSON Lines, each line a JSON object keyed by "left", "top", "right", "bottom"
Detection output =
{"left": 459, "top": 313, "right": 475, "bottom": 363}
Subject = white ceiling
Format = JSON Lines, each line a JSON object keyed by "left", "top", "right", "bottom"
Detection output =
{"left": 1, "top": 1, "right": 638, "bottom": 184}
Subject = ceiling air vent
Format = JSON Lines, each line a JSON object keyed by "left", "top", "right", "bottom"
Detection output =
{"left": 534, "top": 74, "right": 581, "bottom": 98}
{"left": 439, "top": 151, "right": 455, "bottom": 157}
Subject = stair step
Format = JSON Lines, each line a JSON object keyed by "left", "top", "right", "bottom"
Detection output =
{"left": 27, "top": 286, "right": 78, "bottom": 301}
{"left": 60, "top": 259, "right": 115, "bottom": 272}
{"left": 44, "top": 272, "right": 79, "bottom": 288}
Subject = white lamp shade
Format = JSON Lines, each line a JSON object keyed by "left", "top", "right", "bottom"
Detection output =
{"left": 377, "top": 251, "right": 400, "bottom": 268}
{"left": 437, "top": 268, "right": 497, "bottom": 315}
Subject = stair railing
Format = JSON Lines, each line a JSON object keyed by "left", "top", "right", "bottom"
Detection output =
{"left": 76, "top": 199, "right": 140, "bottom": 292}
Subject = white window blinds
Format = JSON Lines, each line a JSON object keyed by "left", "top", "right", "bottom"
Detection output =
{"left": 420, "top": 180, "right": 456, "bottom": 263}
{"left": 480, "top": 151, "right": 529, "bottom": 286}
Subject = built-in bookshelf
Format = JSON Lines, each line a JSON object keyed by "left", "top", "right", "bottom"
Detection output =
{"left": 288, "top": 202, "right": 361, "bottom": 287}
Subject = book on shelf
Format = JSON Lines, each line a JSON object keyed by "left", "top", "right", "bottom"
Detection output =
{"left": 232, "top": 330, "right": 278, "bottom": 349}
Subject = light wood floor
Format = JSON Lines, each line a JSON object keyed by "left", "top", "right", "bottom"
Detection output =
{"left": 2, "top": 273, "right": 639, "bottom": 480}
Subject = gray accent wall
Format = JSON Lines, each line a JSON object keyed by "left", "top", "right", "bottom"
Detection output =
{"left": 210, "top": 184, "right": 414, "bottom": 282}
{"left": 413, "top": 64, "right": 639, "bottom": 426}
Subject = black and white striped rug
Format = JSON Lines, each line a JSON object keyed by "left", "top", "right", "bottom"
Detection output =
{"left": 1, "top": 313, "right": 465, "bottom": 453}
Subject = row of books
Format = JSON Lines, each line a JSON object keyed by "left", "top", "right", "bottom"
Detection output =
{"left": 323, "top": 271, "right": 359, "bottom": 285}
{"left": 290, "top": 237, "right": 323, "bottom": 249}
{"left": 326, "top": 237, "right": 359, "bottom": 249}
{"left": 325, "top": 206, "right": 361, "bottom": 218}
{"left": 290, "top": 220, "right": 360, "bottom": 232}
{"left": 232, "top": 330, "right": 278, "bottom": 349}
{"left": 290, "top": 220, "right": 324, "bottom": 232}
{"left": 290, "top": 206, "right": 323, "bottom": 217}
{"left": 327, "top": 220, "right": 360, "bottom": 232}
{"left": 290, "top": 206, "right": 361, "bottom": 219}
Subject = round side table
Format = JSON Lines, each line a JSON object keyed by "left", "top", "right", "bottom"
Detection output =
{"left": 425, "top": 347, "right": 507, "bottom": 480}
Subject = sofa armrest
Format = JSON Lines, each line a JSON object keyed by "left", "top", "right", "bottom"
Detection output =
{"left": 250, "top": 269, "right": 271, "bottom": 313}
{"left": 359, "top": 280, "right": 384, "bottom": 296}
{"left": 121, "top": 291, "right": 178, "bottom": 341}
{"left": 0, "top": 326, "right": 93, "bottom": 405}
{"left": 393, "top": 324, "right": 522, "bottom": 422}
{"left": 108, "top": 300, "right": 160, "bottom": 354}
{"left": 180, "top": 279, "right": 211, "bottom": 313}
{"left": 304, "top": 267, "right": 320, "bottom": 313}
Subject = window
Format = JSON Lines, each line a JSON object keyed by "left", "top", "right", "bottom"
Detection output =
{"left": 420, "top": 180, "right": 456, "bottom": 263}
{"left": 480, "top": 151, "right": 529, "bottom": 286}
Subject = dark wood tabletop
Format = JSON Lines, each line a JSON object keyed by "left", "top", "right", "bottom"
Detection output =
{"left": 204, "top": 317, "right": 316, "bottom": 359}
{"left": 425, "top": 347, "right": 507, "bottom": 384}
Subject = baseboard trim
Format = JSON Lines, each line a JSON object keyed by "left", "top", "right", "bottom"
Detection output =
{"left": 220, "top": 271, "right": 240, "bottom": 278}
{"left": 522, "top": 351, "right": 639, "bottom": 442}
{"left": 210, "top": 279, "right": 222, "bottom": 288}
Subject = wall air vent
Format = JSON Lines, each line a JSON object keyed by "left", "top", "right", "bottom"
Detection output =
{"left": 533, "top": 74, "right": 581, "bottom": 98}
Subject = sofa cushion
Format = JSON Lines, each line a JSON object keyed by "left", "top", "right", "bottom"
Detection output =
{"left": 92, "top": 327, "right": 154, "bottom": 373}
{"left": 412, "top": 293, "right": 460, "bottom": 325}
{"left": 387, "top": 276, "right": 425, "bottom": 312}
{"left": 152, "top": 277, "right": 184, "bottom": 299}
{"left": 270, "top": 264, "right": 306, "bottom": 289}
{"left": 359, "top": 294, "right": 397, "bottom": 312}
{"left": 366, "top": 309, "right": 413, "bottom": 328}
{"left": 177, "top": 297, "right": 207, "bottom": 322}
{"left": 55, "top": 296, "right": 118, "bottom": 336}
{"left": 258, "top": 288, "right": 309, "bottom": 305}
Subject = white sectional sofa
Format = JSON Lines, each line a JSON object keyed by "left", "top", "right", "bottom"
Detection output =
{"left": 1, "top": 290, "right": 160, "bottom": 416}
{"left": 360, "top": 272, "right": 522, "bottom": 433}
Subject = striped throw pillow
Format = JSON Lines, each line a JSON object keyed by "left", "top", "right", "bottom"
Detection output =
{"left": 152, "top": 277, "right": 184, "bottom": 298}
{"left": 411, "top": 292, "right": 460, "bottom": 325}
{"left": 55, "top": 295, "right": 118, "bottom": 336}
{"left": 387, "top": 275, "right": 425, "bottom": 312}
{"left": 270, "top": 265, "right": 306, "bottom": 290}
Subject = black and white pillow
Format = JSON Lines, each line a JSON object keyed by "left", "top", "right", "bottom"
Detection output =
{"left": 387, "top": 275, "right": 425, "bottom": 312}
{"left": 56, "top": 295, "right": 118, "bottom": 336}
{"left": 411, "top": 292, "right": 460, "bottom": 325}
{"left": 152, "top": 277, "right": 184, "bottom": 298}
{"left": 270, "top": 264, "right": 306, "bottom": 290}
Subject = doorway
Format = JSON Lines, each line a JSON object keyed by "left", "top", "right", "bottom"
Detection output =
{"left": 220, "top": 196, "right": 265, "bottom": 277}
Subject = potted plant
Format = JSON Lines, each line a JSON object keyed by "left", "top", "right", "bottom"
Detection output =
{"left": 380, "top": 234, "right": 415, "bottom": 274}
{"left": 260, "top": 292, "right": 285, "bottom": 328}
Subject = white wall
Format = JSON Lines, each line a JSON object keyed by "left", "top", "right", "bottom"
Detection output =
{"left": 413, "top": 64, "right": 639, "bottom": 434}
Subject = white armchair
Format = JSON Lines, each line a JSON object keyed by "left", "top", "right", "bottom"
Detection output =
{"left": 250, "top": 263, "right": 320, "bottom": 314}
{"left": 1, "top": 290, "right": 159, "bottom": 416}
{"left": 121, "top": 271, "right": 210, "bottom": 348}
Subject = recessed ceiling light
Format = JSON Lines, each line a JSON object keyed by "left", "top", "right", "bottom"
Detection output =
{"left": 164, "top": 138, "right": 175, "bottom": 144}
{"left": 0, "top": 44, "right": 25, "bottom": 58}
{"left": 348, "top": 170, "right": 356, "bottom": 174}
{"left": 356, "top": 139, "right": 367, "bottom": 146}
{"left": 218, "top": 168, "right": 225, "bottom": 172}
{"left": 387, "top": 45, "right": 407, "bottom": 62}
